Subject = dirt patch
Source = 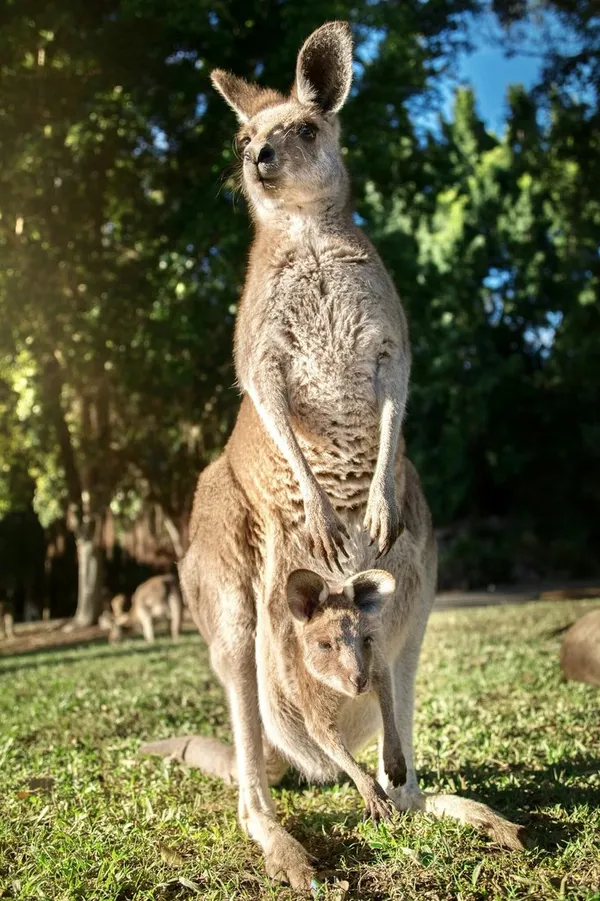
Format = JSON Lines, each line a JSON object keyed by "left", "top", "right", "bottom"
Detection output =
{"left": 0, "top": 623, "right": 107, "bottom": 657}
{"left": 0, "top": 613, "right": 196, "bottom": 658}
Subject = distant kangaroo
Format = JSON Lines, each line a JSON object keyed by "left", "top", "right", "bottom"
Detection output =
{"left": 143, "top": 22, "right": 525, "bottom": 889}
{"left": 131, "top": 574, "right": 183, "bottom": 643}
{"left": 109, "top": 575, "right": 183, "bottom": 643}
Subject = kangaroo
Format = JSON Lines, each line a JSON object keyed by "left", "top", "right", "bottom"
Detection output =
{"left": 107, "top": 576, "right": 183, "bottom": 643}
{"left": 143, "top": 22, "right": 526, "bottom": 889}
{"left": 560, "top": 609, "right": 600, "bottom": 686}
{"left": 131, "top": 574, "right": 183, "bottom": 642}
{"left": 282, "top": 566, "right": 407, "bottom": 814}
{"left": 213, "top": 22, "right": 409, "bottom": 570}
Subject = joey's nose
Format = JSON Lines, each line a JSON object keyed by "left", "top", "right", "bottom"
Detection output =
{"left": 257, "top": 143, "right": 275, "bottom": 165}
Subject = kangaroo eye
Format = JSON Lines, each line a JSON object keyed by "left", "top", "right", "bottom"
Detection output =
{"left": 363, "top": 636, "right": 374, "bottom": 648}
{"left": 318, "top": 641, "right": 332, "bottom": 651}
{"left": 238, "top": 135, "right": 251, "bottom": 149}
{"left": 297, "top": 123, "right": 317, "bottom": 141}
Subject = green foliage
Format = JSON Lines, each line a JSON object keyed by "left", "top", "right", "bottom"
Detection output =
{"left": 365, "top": 82, "right": 600, "bottom": 583}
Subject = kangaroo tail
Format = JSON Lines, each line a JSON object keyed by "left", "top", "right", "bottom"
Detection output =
{"left": 421, "top": 792, "right": 527, "bottom": 850}
{"left": 139, "top": 735, "right": 236, "bottom": 783}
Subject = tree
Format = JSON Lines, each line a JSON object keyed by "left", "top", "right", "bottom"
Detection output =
{"left": 364, "top": 82, "right": 599, "bottom": 584}
{"left": 0, "top": 0, "right": 237, "bottom": 622}
{"left": 0, "top": 0, "right": 478, "bottom": 619}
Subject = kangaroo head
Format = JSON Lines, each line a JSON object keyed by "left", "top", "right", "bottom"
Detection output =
{"left": 110, "top": 593, "right": 127, "bottom": 620}
{"left": 286, "top": 568, "right": 395, "bottom": 698}
{"left": 210, "top": 21, "right": 353, "bottom": 219}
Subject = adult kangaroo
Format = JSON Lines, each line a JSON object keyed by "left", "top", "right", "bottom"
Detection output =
{"left": 145, "top": 21, "right": 525, "bottom": 890}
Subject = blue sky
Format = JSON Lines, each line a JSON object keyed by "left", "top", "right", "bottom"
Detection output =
{"left": 402, "top": 14, "right": 550, "bottom": 137}
{"left": 454, "top": 36, "right": 543, "bottom": 131}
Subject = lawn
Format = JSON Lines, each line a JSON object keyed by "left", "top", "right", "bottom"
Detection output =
{"left": 1, "top": 599, "right": 599, "bottom": 901}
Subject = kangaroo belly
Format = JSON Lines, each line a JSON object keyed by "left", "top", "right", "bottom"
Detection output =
{"left": 260, "top": 695, "right": 338, "bottom": 783}
{"left": 298, "top": 421, "right": 379, "bottom": 509}
{"left": 284, "top": 293, "right": 381, "bottom": 507}
{"left": 339, "top": 693, "right": 383, "bottom": 757}
{"left": 148, "top": 600, "right": 170, "bottom": 618}
{"left": 269, "top": 252, "right": 387, "bottom": 508}
{"left": 287, "top": 365, "right": 380, "bottom": 510}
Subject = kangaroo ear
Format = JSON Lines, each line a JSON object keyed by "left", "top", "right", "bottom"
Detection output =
{"left": 287, "top": 569, "right": 329, "bottom": 622}
{"left": 294, "top": 21, "right": 353, "bottom": 113}
{"left": 343, "top": 570, "right": 395, "bottom": 613}
{"left": 211, "top": 69, "right": 279, "bottom": 123}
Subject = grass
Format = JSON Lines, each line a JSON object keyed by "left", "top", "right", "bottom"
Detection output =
{"left": 1, "top": 599, "right": 599, "bottom": 901}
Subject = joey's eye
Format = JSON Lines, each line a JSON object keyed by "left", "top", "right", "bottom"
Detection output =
{"left": 297, "top": 123, "right": 317, "bottom": 141}
{"left": 363, "top": 636, "right": 374, "bottom": 648}
{"left": 318, "top": 641, "right": 332, "bottom": 651}
{"left": 238, "top": 135, "right": 251, "bottom": 150}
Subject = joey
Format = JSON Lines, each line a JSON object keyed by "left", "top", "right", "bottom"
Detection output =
{"left": 285, "top": 567, "right": 406, "bottom": 820}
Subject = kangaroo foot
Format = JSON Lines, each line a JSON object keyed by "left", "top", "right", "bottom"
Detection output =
{"left": 362, "top": 778, "right": 395, "bottom": 824}
{"left": 263, "top": 831, "right": 316, "bottom": 891}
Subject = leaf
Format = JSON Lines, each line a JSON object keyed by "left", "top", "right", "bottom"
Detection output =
{"left": 157, "top": 842, "right": 185, "bottom": 867}
{"left": 177, "top": 876, "right": 203, "bottom": 893}
{"left": 34, "top": 804, "right": 51, "bottom": 824}
{"left": 472, "top": 861, "right": 484, "bottom": 886}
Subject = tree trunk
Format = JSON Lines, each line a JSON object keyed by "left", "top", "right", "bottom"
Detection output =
{"left": 163, "top": 513, "right": 185, "bottom": 559}
{"left": 73, "top": 529, "right": 104, "bottom": 626}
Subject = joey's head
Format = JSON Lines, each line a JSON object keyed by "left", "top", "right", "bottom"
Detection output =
{"left": 286, "top": 568, "right": 395, "bottom": 698}
{"left": 210, "top": 21, "right": 353, "bottom": 220}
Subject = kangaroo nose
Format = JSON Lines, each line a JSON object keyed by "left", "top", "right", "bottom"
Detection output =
{"left": 257, "top": 143, "right": 275, "bottom": 165}
{"left": 350, "top": 674, "right": 368, "bottom": 693}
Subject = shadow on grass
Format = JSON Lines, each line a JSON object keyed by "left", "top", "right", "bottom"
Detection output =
{"left": 268, "top": 761, "right": 596, "bottom": 899}
{"left": 0, "top": 636, "right": 197, "bottom": 675}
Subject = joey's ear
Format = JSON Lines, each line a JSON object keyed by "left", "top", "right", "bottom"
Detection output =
{"left": 343, "top": 570, "right": 395, "bottom": 613}
{"left": 210, "top": 69, "right": 268, "bottom": 123}
{"left": 287, "top": 569, "right": 329, "bottom": 622}
{"left": 294, "top": 21, "right": 353, "bottom": 114}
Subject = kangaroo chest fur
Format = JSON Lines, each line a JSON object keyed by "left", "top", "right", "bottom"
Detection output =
{"left": 235, "top": 225, "right": 403, "bottom": 508}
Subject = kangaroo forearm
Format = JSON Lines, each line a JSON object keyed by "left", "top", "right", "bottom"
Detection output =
{"left": 373, "top": 356, "right": 408, "bottom": 485}
{"left": 374, "top": 665, "right": 396, "bottom": 739}
{"left": 374, "top": 665, "right": 407, "bottom": 786}
{"left": 375, "top": 398, "right": 402, "bottom": 486}
{"left": 309, "top": 723, "right": 373, "bottom": 797}
{"left": 248, "top": 375, "right": 318, "bottom": 503}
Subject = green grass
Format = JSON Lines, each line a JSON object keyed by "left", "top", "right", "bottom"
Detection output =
{"left": 1, "top": 599, "right": 599, "bottom": 901}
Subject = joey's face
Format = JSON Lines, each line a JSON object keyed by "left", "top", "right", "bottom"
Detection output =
{"left": 286, "top": 567, "right": 396, "bottom": 699}
{"left": 236, "top": 103, "right": 347, "bottom": 214}
{"left": 300, "top": 602, "right": 376, "bottom": 697}
{"left": 210, "top": 21, "right": 354, "bottom": 219}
